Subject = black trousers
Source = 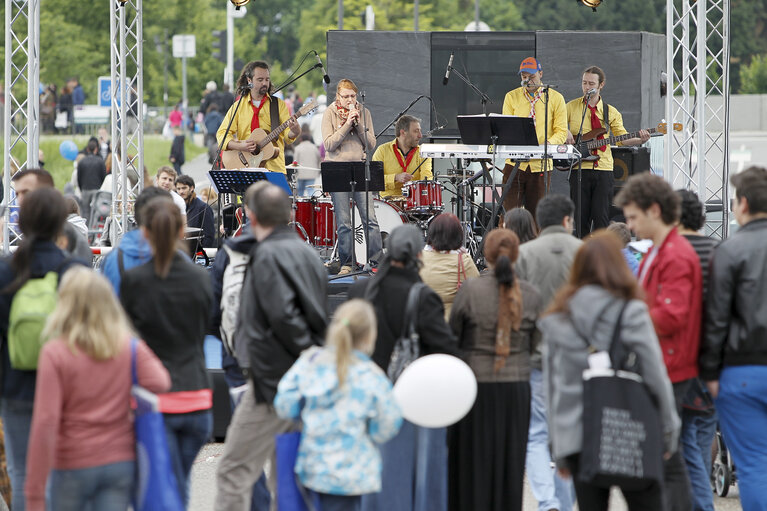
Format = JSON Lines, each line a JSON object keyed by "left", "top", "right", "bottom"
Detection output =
{"left": 569, "top": 168, "right": 614, "bottom": 237}
{"left": 564, "top": 454, "right": 664, "bottom": 511}
{"left": 664, "top": 379, "right": 694, "bottom": 511}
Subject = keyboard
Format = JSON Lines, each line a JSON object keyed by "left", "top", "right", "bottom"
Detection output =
{"left": 420, "top": 143, "right": 581, "bottom": 160}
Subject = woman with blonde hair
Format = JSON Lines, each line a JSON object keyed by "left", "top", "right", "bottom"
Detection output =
{"left": 119, "top": 196, "right": 213, "bottom": 504}
{"left": 274, "top": 299, "right": 402, "bottom": 511}
{"left": 448, "top": 228, "right": 543, "bottom": 511}
{"left": 24, "top": 267, "right": 170, "bottom": 511}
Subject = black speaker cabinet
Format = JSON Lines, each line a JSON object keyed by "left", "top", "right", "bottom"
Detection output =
{"left": 610, "top": 146, "right": 652, "bottom": 222}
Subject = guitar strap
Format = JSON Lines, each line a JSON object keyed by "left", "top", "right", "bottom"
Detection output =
{"left": 270, "top": 96, "right": 280, "bottom": 137}
{"left": 603, "top": 101, "right": 612, "bottom": 138}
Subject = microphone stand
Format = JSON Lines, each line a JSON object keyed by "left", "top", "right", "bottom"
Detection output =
{"left": 446, "top": 66, "right": 492, "bottom": 115}
{"left": 569, "top": 93, "right": 593, "bottom": 238}
{"left": 375, "top": 95, "right": 426, "bottom": 138}
{"left": 360, "top": 90, "right": 374, "bottom": 273}
{"left": 543, "top": 84, "right": 550, "bottom": 195}
{"left": 272, "top": 63, "right": 323, "bottom": 95}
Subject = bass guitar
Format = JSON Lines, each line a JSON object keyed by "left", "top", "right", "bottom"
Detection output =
{"left": 221, "top": 99, "right": 317, "bottom": 170}
{"left": 556, "top": 122, "right": 682, "bottom": 171}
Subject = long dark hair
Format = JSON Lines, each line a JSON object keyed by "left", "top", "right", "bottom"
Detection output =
{"left": 140, "top": 197, "right": 184, "bottom": 278}
{"left": 236, "top": 61, "right": 271, "bottom": 96}
{"left": 547, "top": 231, "right": 643, "bottom": 315}
{"left": 4, "top": 187, "right": 68, "bottom": 294}
{"left": 503, "top": 208, "right": 538, "bottom": 244}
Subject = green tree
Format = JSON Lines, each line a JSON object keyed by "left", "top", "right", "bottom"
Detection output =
{"left": 740, "top": 54, "right": 767, "bottom": 93}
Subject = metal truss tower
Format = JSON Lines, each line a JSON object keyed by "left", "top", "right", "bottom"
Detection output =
{"left": 108, "top": 0, "right": 144, "bottom": 244}
{"left": 2, "top": 0, "right": 40, "bottom": 251}
{"left": 666, "top": 0, "right": 731, "bottom": 238}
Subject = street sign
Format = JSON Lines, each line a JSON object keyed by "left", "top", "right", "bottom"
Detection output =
{"left": 172, "top": 34, "right": 196, "bottom": 58}
{"left": 98, "top": 76, "right": 112, "bottom": 107}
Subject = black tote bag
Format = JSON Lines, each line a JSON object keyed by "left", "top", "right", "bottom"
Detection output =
{"left": 578, "top": 301, "right": 664, "bottom": 491}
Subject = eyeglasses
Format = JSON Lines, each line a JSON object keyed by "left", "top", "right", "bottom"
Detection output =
{"left": 338, "top": 93, "right": 356, "bottom": 99}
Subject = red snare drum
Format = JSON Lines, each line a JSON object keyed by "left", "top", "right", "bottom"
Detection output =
{"left": 312, "top": 198, "right": 336, "bottom": 247}
{"left": 294, "top": 199, "right": 314, "bottom": 242}
{"left": 402, "top": 181, "right": 443, "bottom": 214}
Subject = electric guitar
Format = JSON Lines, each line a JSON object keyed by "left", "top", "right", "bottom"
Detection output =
{"left": 555, "top": 122, "right": 682, "bottom": 170}
{"left": 221, "top": 99, "right": 317, "bottom": 170}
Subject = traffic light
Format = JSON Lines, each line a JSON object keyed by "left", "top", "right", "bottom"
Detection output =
{"left": 212, "top": 30, "right": 227, "bottom": 63}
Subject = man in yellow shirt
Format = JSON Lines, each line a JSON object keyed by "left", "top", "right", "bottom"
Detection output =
{"left": 565, "top": 66, "right": 649, "bottom": 236}
{"left": 501, "top": 57, "right": 568, "bottom": 218}
{"left": 372, "top": 115, "right": 433, "bottom": 199}
{"left": 216, "top": 61, "right": 299, "bottom": 174}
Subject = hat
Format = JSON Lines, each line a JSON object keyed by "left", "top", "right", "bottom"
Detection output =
{"left": 386, "top": 225, "right": 424, "bottom": 262}
{"left": 519, "top": 57, "right": 541, "bottom": 75}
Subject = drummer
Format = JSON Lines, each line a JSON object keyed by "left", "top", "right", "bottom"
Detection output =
{"left": 372, "top": 114, "right": 432, "bottom": 200}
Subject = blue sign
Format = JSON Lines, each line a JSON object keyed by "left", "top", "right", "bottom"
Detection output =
{"left": 98, "top": 76, "right": 124, "bottom": 108}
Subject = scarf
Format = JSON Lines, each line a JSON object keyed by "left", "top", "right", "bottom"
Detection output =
{"left": 525, "top": 88, "right": 544, "bottom": 125}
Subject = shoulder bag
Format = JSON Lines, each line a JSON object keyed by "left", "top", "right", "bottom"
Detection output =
{"left": 387, "top": 283, "right": 426, "bottom": 382}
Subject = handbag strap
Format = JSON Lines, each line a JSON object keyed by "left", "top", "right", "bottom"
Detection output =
{"left": 130, "top": 338, "right": 138, "bottom": 386}
{"left": 607, "top": 301, "right": 631, "bottom": 369}
{"left": 400, "top": 283, "right": 425, "bottom": 340}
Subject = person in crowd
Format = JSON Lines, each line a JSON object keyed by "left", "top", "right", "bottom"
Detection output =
{"left": 513, "top": 194, "right": 581, "bottom": 511}
{"left": 57, "top": 85, "right": 73, "bottom": 134}
{"left": 12, "top": 168, "right": 55, "bottom": 206}
{"left": 40, "top": 84, "right": 57, "bottom": 133}
{"left": 615, "top": 173, "right": 702, "bottom": 510}
{"left": 208, "top": 182, "right": 270, "bottom": 511}
{"left": 322, "top": 78, "right": 381, "bottom": 275}
{"left": 274, "top": 299, "right": 403, "bottom": 511}
{"left": 700, "top": 166, "right": 767, "bottom": 511}
{"left": 175, "top": 175, "right": 215, "bottom": 253}
{"left": 119, "top": 196, "right": 213, "bottom": 505}
{"left": 539, "top": 232, "right": 680, "bottom": 510}
{"left": 349, "top": 224, "right": 458, "bottom": 511}
{"left": 170, "top": 126, "right": 185, "bottom": 175}
{"left": 0, "top": 188, "right": 87, "bottom": 511}
{"left": 68, "top": 78, "right": 85, "bottom": 135}
{"left": 419, "top": 213, "right": 479, "bottom": 321}
{"left": 24, "top": 268, "right": 170, "bottom": 511}
{"left": 215, "top": 183, "right": 327, "bottom": 511}
{"left": 501, "top": 57, "right": 568, "bottom": 218}
{"left": 606, "top": 222, "right": 639, "bottom": 275}
{"left": 291, "top": 129, "right": 322, "bottom": 197}
{"left": 98, "top": 127, "right": 112, "bottom": 161}
{"left": 217, "top": 61, "right": 300, "bottom": 174}
{"left": 502, "top": 207, "right": 538, "bottom": 244}
{"left": 372, "top": 115, "right": 432, "bottom": 200}
{"left": 169, "top": 102, "right": 183, "bottom": 129}
{"left": 77, "top": 139, "right": 107, "bottom": 221}
{"left": 565, "top": 66, "right": 650, "bottom": 237}
{"left": 200, "top": 81, "right": 222, "bottom": 118}
{"left": 155, "top": 166, "right": 187, "bottom": 218}
{"left": 310, "top": 94, "right": 327, "bottom": 147}
{"left": 204, "top": 104, "right": 224, "bottom": 162}
{"left": 448, "top": 228, "right": 542, "bottom": 511}
{"left": 101, "top": 187, "right": 171, "bottom": 297}
{"left": 218, "top": 84, "right": 235, "bottom": 114}
{"left": 104, "top": 144, "right": 149, "bottom": 191}
{"left": 674, "top": 189, "right": 718, "bottom": 511}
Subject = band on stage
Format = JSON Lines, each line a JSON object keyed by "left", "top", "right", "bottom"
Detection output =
{"left": 214, "top": 56, "right": 653, "bottom": 271}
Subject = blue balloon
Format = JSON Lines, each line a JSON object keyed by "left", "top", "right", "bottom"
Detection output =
{"left": 59, "top": 140, "right": 78, "bottom": 161}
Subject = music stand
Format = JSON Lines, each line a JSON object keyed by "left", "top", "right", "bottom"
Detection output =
{"left": 321, "top": 161, "right": 385, "bottom": 272}
{"left": 208, "top": 169, "right": 292, "bottom": 196}
{"left": 457, "top": 114, "right": 538, "bottom": 146}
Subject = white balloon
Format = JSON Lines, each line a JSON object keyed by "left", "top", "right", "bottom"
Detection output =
{"left": 393, "top": 354, "right": 477, "bottom": 428}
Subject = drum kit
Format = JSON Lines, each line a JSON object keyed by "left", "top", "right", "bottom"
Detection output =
{"left": 286, "top": 164, "right": 447, "bottom": 261}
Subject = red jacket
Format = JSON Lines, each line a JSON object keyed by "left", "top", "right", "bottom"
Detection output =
{"left": 639, "top": 227, "right": 703, "bottom": 383}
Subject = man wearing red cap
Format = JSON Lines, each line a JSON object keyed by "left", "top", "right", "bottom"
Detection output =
{"left": 501, "top": 57, "right": 568, "bottom": 221}
{"left": 565, "top": 66, "right": 650, "bottom": 237}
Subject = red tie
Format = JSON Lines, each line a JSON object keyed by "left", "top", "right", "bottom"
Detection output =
{"left": 588, "top": 104, "right": 607, "bottom": 169}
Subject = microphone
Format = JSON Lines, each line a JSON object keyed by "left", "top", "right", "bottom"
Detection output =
{"left": 238, "top": 82, "right": 254, "bottom": 95}
{"left": 422, "top": 124, "right": 446, "bottom": 138}
{"left": 585, "top": 88, "right": 597, "bottom": 97}
{"left": 520, "top": 79, "right": 529, "bottom": 87}
{"left": 442, "top": 52, "right": 454, "bottom": 85}
{"left": 314, "top": 51, "right": 330, "bottom": 84}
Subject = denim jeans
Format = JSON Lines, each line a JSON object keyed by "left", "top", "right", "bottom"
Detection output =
{"left": 716, "top": 365, "right": 767, "bottom": 511}
{"left": 681, "top": 410, "right": 717, "bottom": 511}
{"left": 525, "top": 369, "right": 575, "bottom": 511}
{"left": 361, "top": 420, "right": 446, "bottom": 511}
{"left": 331, "top": 191, "right": 381, "bottom": 267}
{"left": 164, "top": 410, "right": 213, "bottom": 506}
{"left": 48, "top": 460, "right": 134, "bottom": 511}
{"left": 0, "top": 398, "right": 33, "bottom": 511}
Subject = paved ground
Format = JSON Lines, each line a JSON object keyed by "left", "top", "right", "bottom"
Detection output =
{"left": 189, "top": 443, "right": 742, "bottom": 511}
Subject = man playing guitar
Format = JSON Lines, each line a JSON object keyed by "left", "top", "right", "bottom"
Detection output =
{"left": 216, "top": 60, "right": 300, "bottom": 174}
{"left": 566, "top": 66, "right": 650, "bottom": 236}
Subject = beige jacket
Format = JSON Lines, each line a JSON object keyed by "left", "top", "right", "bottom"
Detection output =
{"left": 321, "top": 101, "right": 376, "bottom": 161}
{"left": 419, "top": 250, "right": 479, "bottom": 321}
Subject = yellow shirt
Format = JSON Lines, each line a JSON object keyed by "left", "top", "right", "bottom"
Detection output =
{"left": 565, "top": 97, "right": 628, "bottom": 172}
{"left": 372, "top": 140, "right": 433, "bottom": 198}
{"left": 216, "top": 94, "right": 297, "bottom": 174}
{"left": 501, "top": 87, "right": 568, "bottom": 172}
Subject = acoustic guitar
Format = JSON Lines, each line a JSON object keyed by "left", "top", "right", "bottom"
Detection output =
{"left": 221, "top": 99, "right": 317, "bottom": 170}
{"left": 555, "top": 122, "right": 682, "bottom": 171}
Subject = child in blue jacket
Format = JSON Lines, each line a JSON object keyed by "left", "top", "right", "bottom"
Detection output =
{"left": 274, "top": 299, "right": 402, "bottom": 510}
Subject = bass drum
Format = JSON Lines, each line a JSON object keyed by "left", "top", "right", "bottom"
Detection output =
{"left": 354, "top": 199, "right": 407, "bottom": 264}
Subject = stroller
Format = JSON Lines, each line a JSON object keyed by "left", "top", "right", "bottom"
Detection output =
{"left": 711, "top": 425, "right": 737, "bottom": 497}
